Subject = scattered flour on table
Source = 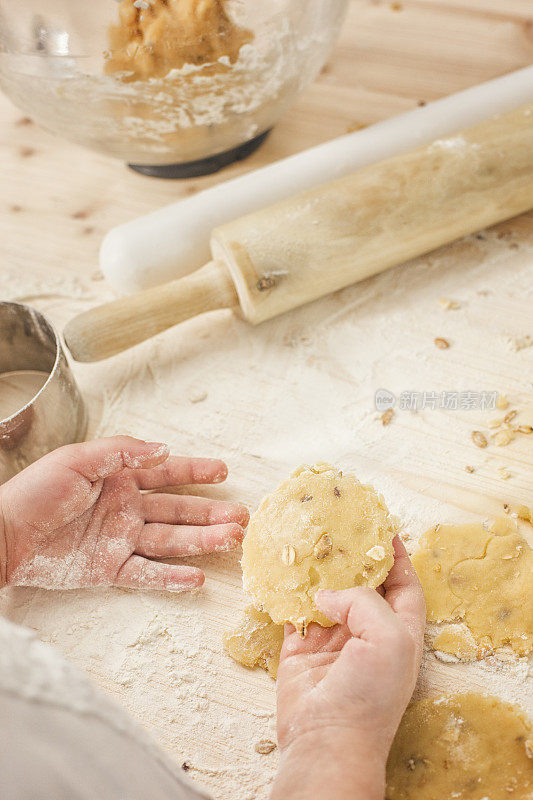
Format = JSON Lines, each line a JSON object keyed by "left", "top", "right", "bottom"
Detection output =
{"left": 1, "top": 226, "right": 532, "bottom": 798}
{"left": 0, "top": 268, "right": 113, "bottom": 308}
{"left": 110, "top": 597, "right": 278, "bottom": 800}
{"left": 418, "top": 625, "right": 531, "bottom": 712}
{"left": 0, "top": 584, "right": 277, "bottom": 800}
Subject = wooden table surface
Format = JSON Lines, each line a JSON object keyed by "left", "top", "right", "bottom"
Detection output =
{"left": 1, "top": 2, "right": 532, "bottom": 799}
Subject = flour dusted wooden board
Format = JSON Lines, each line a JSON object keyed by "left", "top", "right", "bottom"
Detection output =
{"left": 0, "top": 2, "right": 532, "bottom": 798}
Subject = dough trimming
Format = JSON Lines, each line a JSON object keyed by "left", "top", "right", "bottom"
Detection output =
{"left": 386, "top": 692, "right": 533, "bottom": 800}
{"left": 413, "top": 517, "right": 533, "bottom": 658}
{"left": 223, "top": 607, "right": 283, "bottom": 679}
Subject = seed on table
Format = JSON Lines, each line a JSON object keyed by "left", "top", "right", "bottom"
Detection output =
{"left": 255, "top": 740, "right": 277, "bottom": 754}
{"left": 471, "top": 431, "right": 487, "bottom": 448}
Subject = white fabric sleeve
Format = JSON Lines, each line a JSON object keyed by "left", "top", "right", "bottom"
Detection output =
{"left": 0, "top": 617, "right": 210, "bottom": 800}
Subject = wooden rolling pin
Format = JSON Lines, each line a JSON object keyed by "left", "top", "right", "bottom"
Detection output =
{"left": 100, "top": 67, "right": 533, "bottom": 294}
{"left": 65, "top": 104, "right": 533, "bottom": 362}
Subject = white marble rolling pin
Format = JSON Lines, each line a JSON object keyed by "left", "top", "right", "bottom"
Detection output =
{"left": 65, "top": 102, "right": 533, "bottom": 362}
{"left": 101, "top": 66, "right": 533, "bottom": 294}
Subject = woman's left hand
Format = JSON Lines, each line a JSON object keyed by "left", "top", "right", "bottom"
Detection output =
{"left": 0, "top": 436, "right": 248, "bottom": 591}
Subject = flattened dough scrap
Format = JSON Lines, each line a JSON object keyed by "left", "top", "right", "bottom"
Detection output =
{"left": 450, "top": 531, "right": 533, "bottom": 656}
{"left": 223, "top": 607, "right": 283, "bottom": 679}
{"left": 386, "top": 692, "right": 533, "bottom": 800}
{"left": 241, "top": 464, "right": 397, "bottom": 632}
{"left": 411, "top": 522, "right": 491, "bottom": 622}
{"left": 106, "top": 0, "right": 252, "bottom": 82}
{"left": 432, "top": 625, "right": 478, "bottom": 661}
{"left": 413, "top": 517, "right": 533, "bottom": 657}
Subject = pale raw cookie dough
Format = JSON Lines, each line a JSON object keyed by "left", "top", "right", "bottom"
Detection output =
{"left": 449, "top": 530, "right": 533, "bottom": 656}
{"left": 386, "top": 692, "right": 533, "bottom": 800}
{"left": 432, "top": 625, "right": 478, "bottom": 661}
{"left": 413, "top": 517, "right": 533, "bottom": 658}
{"left": 518, "top": 504, "right": 533, "bottom": 523}
{"left": 241, "top": 464, "right": 397, "bottom": 634}
{"left": 411, "top": 522, "right": 491, "bottom": 622}
{"left": 105, "top": 0, "right": 252, "bottom": 82}
{"left": 223, "top": 607, "right": 283, "bottom": 679}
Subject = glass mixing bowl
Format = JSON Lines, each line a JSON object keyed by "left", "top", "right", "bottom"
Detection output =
{"left": 0, "top": 0, "right": 348, "bottom": 177}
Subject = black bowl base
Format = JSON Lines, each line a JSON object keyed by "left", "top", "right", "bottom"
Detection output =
{"left": 128, "top": 129, "right": 272, "bottom": 179}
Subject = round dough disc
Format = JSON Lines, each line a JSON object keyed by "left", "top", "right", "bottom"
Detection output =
{"left": 386, "top": 692, "right": 533, "bottom": 800}
{"left": 241, "top": 463, "right": 397, "bottom": 631}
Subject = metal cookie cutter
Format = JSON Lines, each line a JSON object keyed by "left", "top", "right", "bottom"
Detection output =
{"left": 0, "top": 302, "right": 87, "bottom": 483}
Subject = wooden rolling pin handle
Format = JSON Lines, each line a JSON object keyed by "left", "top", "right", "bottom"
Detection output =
{"left": 64, "top": 260, "right": 238, "bottom": 362}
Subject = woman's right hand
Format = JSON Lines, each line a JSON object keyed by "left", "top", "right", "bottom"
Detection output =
{"left": 271, "top": 536, "right": 426, "bottom": 800}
